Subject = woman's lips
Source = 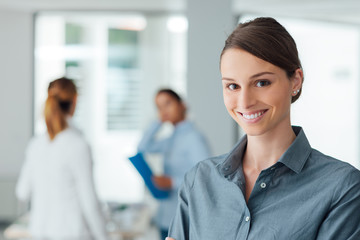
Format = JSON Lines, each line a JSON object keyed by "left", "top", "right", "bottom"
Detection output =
{"left": 238, "top": 110, "right": 268, "bottom": 122}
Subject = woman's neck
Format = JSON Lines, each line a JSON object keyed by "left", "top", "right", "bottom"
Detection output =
{"left": 172, "top": 116, "right": 186, "bottom": 126}
{"left": 243, "top": 124, "right": 296, "bottom": 171}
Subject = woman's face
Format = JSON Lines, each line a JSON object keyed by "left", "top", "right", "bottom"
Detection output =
{"left": 155, "top": 92, "right": 185, "bottom": 125}
{"left": 220, "top": 48, "right": 302, "bottom": 137}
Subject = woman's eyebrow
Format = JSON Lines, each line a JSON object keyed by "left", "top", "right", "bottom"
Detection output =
{"left": 221, "top": 77, "right": 235, "bottom": 81}
{"left": 222, "top": 72, "right": 275, "bottom": 81}
{"left": 250, "top": 71, "right": 275, "bottom": 79}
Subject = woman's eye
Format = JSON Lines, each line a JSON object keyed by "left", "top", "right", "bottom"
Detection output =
{"left": 228, "top": 84, "right": 238, "bottom": 90}
{"left": 256, "top": 80, "right": 271, "bottom": 87}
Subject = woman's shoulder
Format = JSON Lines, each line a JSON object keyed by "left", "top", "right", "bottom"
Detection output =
{"left": 57, "top": 128, "right": 87, "bottom": 144}
{"left": 308, "top": 149, "right": 360, "bottom": 214}
{"left": 309, "top": 149, "right": 359, "bottom": 174}
{"left": 55, "top": 129, "right": 92, "bottom": 165}
{"left": 183, "top": 153, "right": 228, "bottom": 188}
{"left": 307, "top": 149, "right": 360, "bottom": 187}
{"left": 178, "top": 121, "right": 208, "bottom": 141}
{"left": 43, "top": 128, "right": 90, "bottom": 158}
{"left": 30, "top": 127, "right": 86, "bottom": 144}
{"left": 198, "top": 153, "right": 228, "bottom": 170}
{"left": 26, "top": 133, "right": 50, "bottom": 151}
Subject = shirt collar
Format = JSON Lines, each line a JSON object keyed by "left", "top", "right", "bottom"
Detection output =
{"left": 278, "top": 126, "right": 312, "bottom": 173}
{"left": 218, "top": 126, "right": 312, "bottom": 176}
{"left": 66, "top": 116, "right": 82, "bottom": 135}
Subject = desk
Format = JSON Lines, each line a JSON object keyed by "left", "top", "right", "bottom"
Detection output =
{"left": 4, "top": 204, "right": 152, "bottom": 240}
{"left": 3, "top": 214, "right": 30, "bottom": 239}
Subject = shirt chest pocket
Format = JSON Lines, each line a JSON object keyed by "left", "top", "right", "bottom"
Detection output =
{"left": 189, "top": 181, "right": 246, "bottom": 239}
{"left": 189, "top": 203, "right": 243, "bottom": 240}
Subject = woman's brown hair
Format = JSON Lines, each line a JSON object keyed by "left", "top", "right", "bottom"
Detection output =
{"left": 221, "top": 17, "right": 303, "bottom": 103}
{"left": 157, "top": 88, "right": 183, "bottom": 103}
{"left": 44, "top": 77, "right": 77, "bottom": 140}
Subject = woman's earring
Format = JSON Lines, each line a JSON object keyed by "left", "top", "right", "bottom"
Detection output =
{"left": 293, "top": 89, "right": 300, "bottom": 95}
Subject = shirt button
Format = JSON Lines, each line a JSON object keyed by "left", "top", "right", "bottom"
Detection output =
{"left": 245, "top": 216, "right": 250, "bottom": 222}
{"left": 260, "top": 182, "right": 267, "bottom": 188}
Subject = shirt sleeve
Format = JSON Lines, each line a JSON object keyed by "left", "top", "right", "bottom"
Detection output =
{"left": 70, "top": 142, "right": 108, "bottom": 240}
{"left": 137, "top": 121, "right": 169, "bottom": 153}
{"left": 16, "top": 142, "right": 33, "bottom": 201}
{"left": 168, "top": 168, "right": 195, "bottom": 240}
{"left": 316, "top": 168, "right": 360, "bottom": 240}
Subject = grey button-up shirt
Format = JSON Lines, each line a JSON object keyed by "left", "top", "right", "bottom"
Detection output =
{"left": 168, "top": 126, "right": 360, "bottom": 239}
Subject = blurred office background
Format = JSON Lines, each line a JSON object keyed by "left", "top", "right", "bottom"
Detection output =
{"left": 1, "top": 0, "right": 360, "bottom": 239}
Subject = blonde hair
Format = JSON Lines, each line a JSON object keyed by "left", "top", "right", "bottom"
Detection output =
{"left": 44, "top": 77, "right": 77, "bottom": 140}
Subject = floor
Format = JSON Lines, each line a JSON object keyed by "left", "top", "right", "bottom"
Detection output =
{"left": 0, "top": 221, "right": 9, "bottom": 240}
{"left": 0, "top": 205, "right": 162, "bottom": 240}
{"left": 0, "top": 222, "right": 159, "bottom": 240}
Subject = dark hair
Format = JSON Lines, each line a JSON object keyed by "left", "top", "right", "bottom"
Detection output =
{"left": 221, "top": 17, "right": 303, "bottom": 103}
{"left": 157, "top": 88, "right": 183, "bottom": 103}
{"left": 45, "top": 77, "right": 77, "bottom": 140}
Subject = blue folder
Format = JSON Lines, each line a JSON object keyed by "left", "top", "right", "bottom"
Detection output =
{"left": 128, "top": 152, "right": 170, "bottom": 199}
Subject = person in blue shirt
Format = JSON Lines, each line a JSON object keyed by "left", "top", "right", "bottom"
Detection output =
{"left": 137, "top": 88, "right": 211, "bottom": 240}
{"left": 166, "top": 17, "right": 360, "bottom": 240}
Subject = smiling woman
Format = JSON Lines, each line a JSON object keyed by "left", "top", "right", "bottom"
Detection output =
{"left": 166, "top": 17, "right": 360, "bottom": 240}
{"left": 221, "top": 49, "right": 302, "bottom": 139}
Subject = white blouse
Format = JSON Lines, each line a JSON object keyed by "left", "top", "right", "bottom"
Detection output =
{"left": 16, "top": 127, "right": 108, "bottom": 240}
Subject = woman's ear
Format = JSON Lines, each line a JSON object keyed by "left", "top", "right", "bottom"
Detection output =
{"left": 292, "top": 68, "right": 303, "bottom": 92}
{"left": 70, "top": 95, "right": 77, "bottom": 116}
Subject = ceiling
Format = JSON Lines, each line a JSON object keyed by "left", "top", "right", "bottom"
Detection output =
{"left": 234, "top": 0, "right": 360, "bottom": 25}
{"left": 0, "top": 0, "right": 360, "bottom": 24}
{"left": 0, "top": 0, "right": 186, "bottom": 12}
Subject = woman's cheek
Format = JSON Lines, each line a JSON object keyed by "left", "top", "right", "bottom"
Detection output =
{"left": 223, "top": 94, "right": 237, "bottom": 111}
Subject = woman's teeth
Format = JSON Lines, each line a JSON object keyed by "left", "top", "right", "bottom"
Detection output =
{"left": 243, "top": 111, "right": 264, "bottom": 120}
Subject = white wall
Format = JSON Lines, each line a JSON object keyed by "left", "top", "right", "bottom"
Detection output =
{"left": 187, "top": 0, "right": 237, "bottom": 156}
{"left": 0, "top": 9, "right": 33, "bottom": 220}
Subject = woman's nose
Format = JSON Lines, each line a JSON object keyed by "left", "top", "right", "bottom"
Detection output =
{"left": 238, "top": 88, "right": 256, "bottom": 109}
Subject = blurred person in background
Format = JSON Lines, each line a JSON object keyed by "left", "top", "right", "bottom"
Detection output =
{"left": 137, "top": 88, "right": 211, "bottom": 240}
{"left": 16, "top": 77, "right": 108, "bottom": 240}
